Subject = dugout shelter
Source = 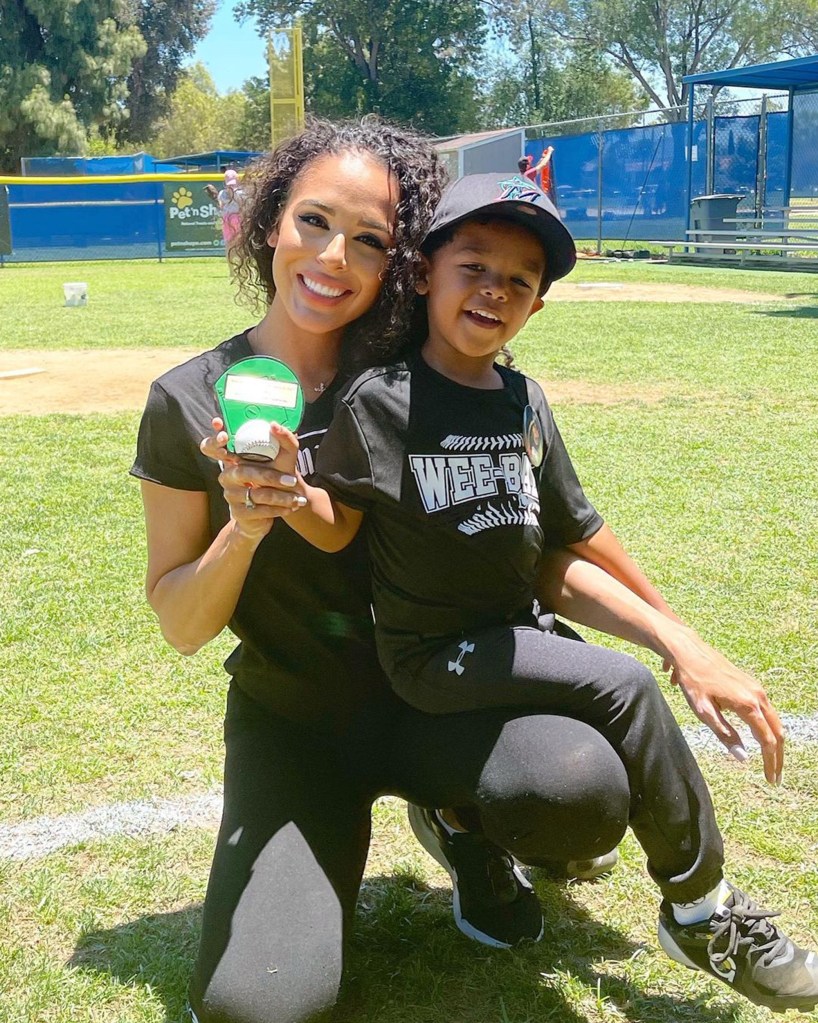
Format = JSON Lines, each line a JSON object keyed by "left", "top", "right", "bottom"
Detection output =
{"left": 683, "top": 54, "right": 818, "bottom": 226}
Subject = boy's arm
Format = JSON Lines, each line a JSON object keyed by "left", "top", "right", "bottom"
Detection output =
{"left": 537, "top": 548, "right": 784, "bottom": 786}
{"left": 288, "top": 480, "right": 363, "bottom": 553}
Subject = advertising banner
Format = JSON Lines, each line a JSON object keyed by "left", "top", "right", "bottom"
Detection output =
{"left": 0, "top": 186, "right": 11, "bottom": 255}
{"left": 163, "top": 181, "right": 224, "bottom": 253}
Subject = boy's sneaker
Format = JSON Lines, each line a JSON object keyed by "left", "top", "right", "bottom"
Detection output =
{"left": 658, "top": 882, "right": 818, "bottom": 1013}
{"left": 407, "top": 804, "right": 544, "bottom": 948}
{"left": 537, "top": 848, "right": 618, "bottom": 882}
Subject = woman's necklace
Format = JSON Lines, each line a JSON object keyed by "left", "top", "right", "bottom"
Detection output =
{"left": 248, "top": 325, "right": 330, "bottom": 394}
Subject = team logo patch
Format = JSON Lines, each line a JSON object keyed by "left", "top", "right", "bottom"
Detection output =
{"left": 523, "top": 405, "right": 544, "bottom": 467}
{"left": 495, "top": 175, "right": 542, "bottom": 206}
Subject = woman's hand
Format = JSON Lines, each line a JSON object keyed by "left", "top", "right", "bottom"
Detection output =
{"left": 540, "top": 548, "right": 785, "bottom": 786}
{"left": 665, "top": 627, "right": 785, "bottom": 786}
{"left": 200, "top": 417, "right": 305, "bottom": 544}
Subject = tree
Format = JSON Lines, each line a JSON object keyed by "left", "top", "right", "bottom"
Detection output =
{"left": 234, "top": 0, "right": 486, "bottom": 133}
{"left": 150, "top": 64, "right": 249, "bottom": 157}
{"left": 234, "top": 76, "right": 273, "bottom": 150}
{"left": 484, "top": 1, "right": 647, "bottom": 127}
{"left": 0, "top": 0, "right": 146, "bottom": 171}
{"left": 115, "top": 0, "right": 216, "bottom": 144}
{"left": 479, "top": 42, "right": 648, "bottom": 129}
{"left": 519, "top": 0, "right": 818, "bottom": 119}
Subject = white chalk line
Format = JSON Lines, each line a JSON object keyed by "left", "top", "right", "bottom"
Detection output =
{"left": 3, "top": 715, "right": 817, "bottom": 862}
{"left": 0, "top": 792, "right": 223, "bottom": 861}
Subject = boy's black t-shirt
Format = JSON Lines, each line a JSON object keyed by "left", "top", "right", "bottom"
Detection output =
{"left": 316, "top": 352, "right": 603, "bottom": 676}
{"left": 130, "top": 332, "right": 391, "bottom": 732}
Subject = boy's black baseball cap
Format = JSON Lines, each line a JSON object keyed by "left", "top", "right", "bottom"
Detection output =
{"left": 424, "top": 172, "right": 576, "bottom": 283}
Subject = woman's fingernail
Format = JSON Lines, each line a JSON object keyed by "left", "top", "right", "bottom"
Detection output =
{"left": 294, "top": 495, "right": 307, "bottom": 508}
{"left": 280, "top": 475, "right": 297, "bottom": 487}
{"left": 728, "top": 744, "right": 749, "bottom": 763}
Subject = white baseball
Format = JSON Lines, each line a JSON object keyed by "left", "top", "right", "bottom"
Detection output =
{"left": 234, "top": 419, "right": 280, "bottom": 461}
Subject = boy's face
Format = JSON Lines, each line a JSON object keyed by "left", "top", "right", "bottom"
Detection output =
{"left": 418, "top": 219, "right": 546, "bottom": 365}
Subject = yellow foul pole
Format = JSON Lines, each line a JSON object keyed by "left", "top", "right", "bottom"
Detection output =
{"left": 268, "top": 23, "right": 305, "bottom": 148}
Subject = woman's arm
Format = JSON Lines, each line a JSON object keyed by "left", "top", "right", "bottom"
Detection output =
{"left": 537, "top": 548, "right": 785, "bottom": 786}
{"left": 569, "top": 523, "right": 682, "bottom": 623}
{"left": 142, "top": 481, "right": 261, "bottom": 654}
{"left": 143, "top": 419, "right": 306, "bottom": 654}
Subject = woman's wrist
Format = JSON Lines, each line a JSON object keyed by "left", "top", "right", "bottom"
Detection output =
{"left": 226, "top": 516, "right": 268, "bottom": 552}
{"left": 654, "top": 619, "right": 700, "bottom": 670}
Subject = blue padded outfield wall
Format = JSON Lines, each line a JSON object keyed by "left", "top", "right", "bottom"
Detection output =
{"left": 2, "top": 176, "right": 227, "bottom": 262}
{"left": 21, "top": 154, "right": 155, "bottom": 176}
{"left": 2, "top": 106, "right": 816, "bottom": 261}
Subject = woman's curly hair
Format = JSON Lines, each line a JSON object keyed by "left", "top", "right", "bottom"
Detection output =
{"left": 229, "top": 115, "right": 446, "bottom": 370}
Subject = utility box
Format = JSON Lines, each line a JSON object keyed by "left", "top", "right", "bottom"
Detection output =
{"left": 690, "top": 194, "right": 744, "bottom": 252}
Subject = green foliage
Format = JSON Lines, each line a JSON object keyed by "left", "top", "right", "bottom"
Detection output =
{"left": 235, "top": 0, "right": 486, "bottom": 133}
{"left": 149, "top": 64, "right": 249, "bottom": 158}
{"left": 234, "top": 76, "right": 273, "bottom": 150}
{"left": 480, "top": 44, "right": 649, "bottom": 129}
{"left": 114, "top": 0, "right": 216, "bottom": 145}
{"left": 532, "top": 0, "right": 818, "bottom": 114}
{"left": 0, "top": 0, "right": 146, "bottom": 171}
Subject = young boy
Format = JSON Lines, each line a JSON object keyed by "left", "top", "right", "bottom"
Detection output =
{"left": 279, "top": 173, "right": 818, "bottom": 1012}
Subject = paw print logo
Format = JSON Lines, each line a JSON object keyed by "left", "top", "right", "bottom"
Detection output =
{"left": 172, "top": 187, "right": 194, "bottom": 209}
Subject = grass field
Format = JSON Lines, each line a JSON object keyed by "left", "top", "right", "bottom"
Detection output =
{"left": 2, "top": 258, "right": 818, "bottom": 1022}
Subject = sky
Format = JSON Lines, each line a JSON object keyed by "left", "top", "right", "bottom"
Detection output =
{"left": 189, "top": 2, "right": 269, "bottom": 93}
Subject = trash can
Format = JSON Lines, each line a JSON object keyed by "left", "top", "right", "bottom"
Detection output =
{"left": 689, "top": 194, "right": 744, "bottom": 253}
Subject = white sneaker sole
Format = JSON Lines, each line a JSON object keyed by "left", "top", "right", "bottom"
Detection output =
{"left": 658, "top": 918, "right": 700, "bottom": 970}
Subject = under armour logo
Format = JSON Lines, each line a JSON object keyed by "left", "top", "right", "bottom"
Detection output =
{"left": 447, "top": 640, "right": 475, "bottom": 675}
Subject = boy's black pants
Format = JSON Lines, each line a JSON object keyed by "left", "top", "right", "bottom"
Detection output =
{"left": 389, "top": 615, "right": 725, "bottom": 905}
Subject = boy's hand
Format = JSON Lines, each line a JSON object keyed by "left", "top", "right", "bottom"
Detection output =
{"left": 668, "top": 628, "right": 784, "bottom": 786}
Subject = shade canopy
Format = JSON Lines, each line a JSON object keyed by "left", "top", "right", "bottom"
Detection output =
{"left": 683, "top": 54, "right": 818, "bottom": 93}
{"left": 153, "top": 150, "right": 261, "bottom": 169}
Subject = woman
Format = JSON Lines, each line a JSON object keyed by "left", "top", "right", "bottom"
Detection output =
{"left": 133, "top": 118, "right": 784, "bottom": 1023}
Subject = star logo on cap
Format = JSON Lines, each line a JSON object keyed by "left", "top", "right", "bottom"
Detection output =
{"left": 495, "top": 176, "right": 542, "bottom": 206}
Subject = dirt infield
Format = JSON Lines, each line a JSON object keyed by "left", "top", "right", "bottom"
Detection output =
{"left": 0, "top": 282, "right": 786, "bottom": 415}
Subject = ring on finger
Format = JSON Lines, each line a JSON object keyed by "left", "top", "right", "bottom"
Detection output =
{"left": 244, "top": 487, "right": 256, "bottom": 510}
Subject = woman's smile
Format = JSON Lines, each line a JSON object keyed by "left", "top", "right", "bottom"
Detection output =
{"left": 298, "top": 273, "right": 352, "bottom": 301}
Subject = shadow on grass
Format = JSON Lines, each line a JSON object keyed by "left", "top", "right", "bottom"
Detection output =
{"left": 753, "top": 306, "right": 818, "bottom": 319}
{"left": 68, "top": 874, "right": 744, "bottom": 1023}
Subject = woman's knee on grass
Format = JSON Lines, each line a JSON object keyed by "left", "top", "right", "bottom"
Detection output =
{"left": 192, "top": 963, "right": 340, "bottom": 1023}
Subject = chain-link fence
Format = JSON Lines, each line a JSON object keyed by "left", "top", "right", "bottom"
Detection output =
{"left": 523, "top": 94, "right": 816, "bottom": 248}
{"left": 3, "top": 92, "right": 815, "bottom": 262}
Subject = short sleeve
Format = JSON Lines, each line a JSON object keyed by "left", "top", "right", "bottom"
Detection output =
{"left": 314, "top": 399, "right": 376, "bottom": 510}
{"left": 535, "top": 399, "right": 603, "bottom": 548}
{"left": 130, "top": 381, "right": 206, "bottom": 491}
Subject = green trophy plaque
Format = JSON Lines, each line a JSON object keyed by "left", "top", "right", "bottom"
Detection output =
{"left": 214, "top": 357, "right": 304, "bottom": 461}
